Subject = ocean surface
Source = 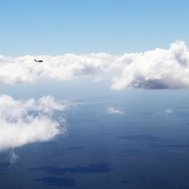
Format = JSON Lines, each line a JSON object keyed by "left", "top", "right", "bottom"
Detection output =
{"left": 1, "top": 90, "right": 189, "bottom": 189}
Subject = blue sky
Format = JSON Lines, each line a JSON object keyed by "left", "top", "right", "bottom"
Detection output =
{"left": 0, "top": 0, "right": 189, "bottom": 56}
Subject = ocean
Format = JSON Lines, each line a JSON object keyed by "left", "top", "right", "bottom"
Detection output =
{"left": 0, "top": 89, "right": 189, "bottom": 189}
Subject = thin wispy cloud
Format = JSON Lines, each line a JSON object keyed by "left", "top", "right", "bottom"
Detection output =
{"left": 9, "top": 149, "right": 19, "bottom": 164}
{"left": 153, "top": 108, "right": 174, "bottom": 117}
{"left": 0, "top": 41, "right": 189, "bottom": 90}
{"left": 164, "top": 108, "right": 174, "bottom": 114}
{"left": 0, "top": 95, "right": 69, "bottom": 151}
{"left": 107, "top": 107, "right": 124, "bottom": 115}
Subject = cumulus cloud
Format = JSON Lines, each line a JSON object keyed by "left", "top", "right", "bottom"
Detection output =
{"left": 1, "top": 40, "right": 189, "bottom": 89}
{"left": 0, "top": 95, "right": 68, "bottom": 151}
{"left": 107, "top": 107, "right": 124, "bottom": 115}
{"left": 0, "top": 53, "right": 114, "bottom": 84}
{"left": 111, "top": 41, "right": 189, "bottom": 90}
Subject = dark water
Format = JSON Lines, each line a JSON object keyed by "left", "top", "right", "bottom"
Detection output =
{"left": 1, "top": 90, "right": 189, "bottom": 189}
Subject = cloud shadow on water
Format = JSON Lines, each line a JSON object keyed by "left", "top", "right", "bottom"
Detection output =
{"left": 33, "top": 163, "right": 111, "bottom": 187}
{"left": 0, "top": 162, "right": 10, "bottom": 168}
{"left": 66, "top": 146, "right": 84, "bottom": 151}
{"left": 151, "top": 143, "right": 189, "bottom": 148}
{"left": 116, "top": 135, "right": 159, "bottom": 141}
{"left": 119, "top": 179, "right": 130, "bottom": 184}
{"left": 35, "top": 177, "right": 75, "bottom": 187}
{"left": 32, "top": 163, "right": 111, "bottom": 175}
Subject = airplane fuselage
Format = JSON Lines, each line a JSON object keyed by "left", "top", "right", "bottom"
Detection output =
{"left": 34, "top": 59, "right": 43, "bottom": 63}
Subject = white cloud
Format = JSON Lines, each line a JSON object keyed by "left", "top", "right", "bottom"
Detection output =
{"left": 107, "top": 107, "right": 124, "bottom": 115}
{"left": 0, "top": 53, "right": 114, "bottom": 84}
{"left": 1, "top": 40, "right": 189, "bottom": 90}
{"left": 111, "top": 41, "right": 189, "bottom": 90}
{"left": 0, "top": 95, "right": 68, "bottom": 151}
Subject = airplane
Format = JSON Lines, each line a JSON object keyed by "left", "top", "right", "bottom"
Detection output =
{"left": 34, "top": 59, "right": 43, "bottom": 63}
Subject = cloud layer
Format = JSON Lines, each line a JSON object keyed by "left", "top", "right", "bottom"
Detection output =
{"left": 0, "top": 95, "right": 67, "bottom": 151}
{"left": 1, "top": 40, "right": 189, "bottom": 89}
{"left": 0, "top": 53, "right": 113, "bottom": 84}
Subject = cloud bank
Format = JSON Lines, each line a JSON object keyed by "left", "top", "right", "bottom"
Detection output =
{"left": 0, "top": 95, "right": 67, "bottom": 151}
{"left": 0, "top": 53, "right": 114, "bottom": 84}
{"left": 1, "top": 40, "right": 189, "bottom": 89}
